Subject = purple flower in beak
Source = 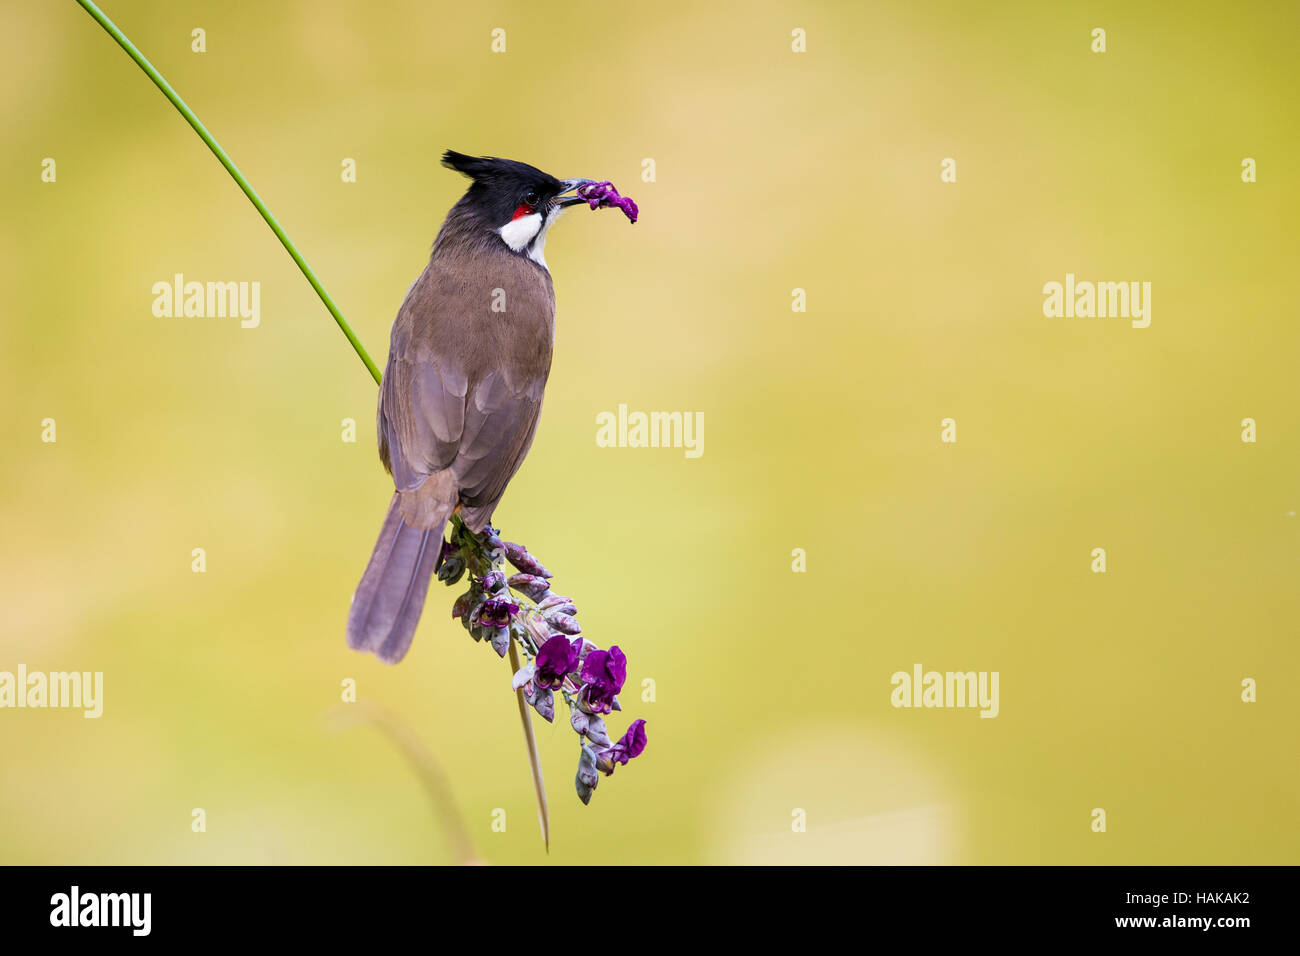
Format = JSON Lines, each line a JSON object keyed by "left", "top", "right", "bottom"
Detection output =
{"left": 478, "top": 598, "right": 519, "bottom": 628}
{"left": 580, "top": 645, "right": 627, "bottom": 714}
{"left": 597, "top": 719, "right": 647, "bottom": 776}
{"left": 576, "top": 181, "right": 638, "bottom": 223}
{"left": 535, "top": 635, "right": 581, "bottom": 689}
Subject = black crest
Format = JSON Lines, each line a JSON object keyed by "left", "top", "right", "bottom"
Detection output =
{"left": 442, "top": 150, "right": 565, "bottom": 225}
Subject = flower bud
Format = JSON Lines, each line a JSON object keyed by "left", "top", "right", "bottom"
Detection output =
{"left": 521, "top": 612, "right": 560, "bottom": 650}
{"left": 536, "top": 593, "right": 575, "bottom": 613}
{"left": 487, "top": 627, "right": 510, "bottom": 658}
{"left": 570, "top": 708, "right": 589, "bottom": 736}
{"left": 436, "top": 550, "right": 466, "bottom": 585}
{"left": 512, "top": 662, "right": 537, "bottom": 691}
{"left": 575, "top": 744, "right": 599, "bottom": 805}
{"left": 507, "top": 574, "right": 551, "bottom": 603}
{"left": 532, "top": 687, "right": 555, "bottom": 723}
{"left": 583, "top": 714, "right": 612, "bottom": 749}
{"left": 451, "top": 588, "right": 478, "bottom": 621}
{"left": 546, "top": 612, "right": 581, "bottom": 635}
{"left": 481, "top": 570, "right": 507, "bottom": 594}
{"left": 504, "top": 542, "right": 552, "bottom": 578}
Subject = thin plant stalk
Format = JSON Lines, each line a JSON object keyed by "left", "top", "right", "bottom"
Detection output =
{"left": 509, "top": 639, "right": 550, "bottom": 851}
{"left": 74, "top": 0, "right": 549, "bottom": 846}
{"left": 329, "top": 702, "right": 479, "bottom": 866}
{"left": 73, "top": 0, "right": 381, "bottom": 385}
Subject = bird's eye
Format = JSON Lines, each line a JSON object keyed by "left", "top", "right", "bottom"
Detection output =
{"left": 524, "top": 191, "right": 540, "bottom": 208}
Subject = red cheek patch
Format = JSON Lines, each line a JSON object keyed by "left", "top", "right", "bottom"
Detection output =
{"left": 511, "top": 204, "right": 535, "bottom": 221}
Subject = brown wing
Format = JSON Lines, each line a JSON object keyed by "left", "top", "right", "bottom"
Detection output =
{"left": 454, "top": 370, "right": 546, "bottom": 524}
{"left": 378, "top": 248, "right": 554, "bottom": 527}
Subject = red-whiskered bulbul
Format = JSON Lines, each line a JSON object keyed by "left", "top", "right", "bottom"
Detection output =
{"left": 347, "top": 150, "right": 598, "bottom": 664}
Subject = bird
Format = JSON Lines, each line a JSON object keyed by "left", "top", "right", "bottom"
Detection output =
{"left": 346, "top": 150, "right": 596, "bottom": 664}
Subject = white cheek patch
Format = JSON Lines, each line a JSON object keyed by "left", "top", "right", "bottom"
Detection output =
{"left": 525, "top": 205, "right": 567, "bottom": 270}
{"left": 522, "top": 209, "right": 559, "bottom": 269}
{"left": 498, "top": 212, "right": 542, "bottom": 253}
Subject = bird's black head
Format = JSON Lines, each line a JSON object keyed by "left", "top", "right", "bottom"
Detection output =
{"left": 441, "top": 150, "right": 593, "bottom": 267}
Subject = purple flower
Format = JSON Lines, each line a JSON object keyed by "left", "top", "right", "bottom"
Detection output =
{"left": 442, "top": 514, "right": 649, "bottom": 806}
{"left": 577, "top": 181, "right": 639, "bottom": 224}
{"left": 478, "top": 598, "right": 519, "bottom": 628}
{"left": 580, "top": 645, "right": 627, "bottom": 714}
{"left": 535, "top": 635, "right": 581, "bottom": 689}
{"left": 597, "top": 719, "right": 647, "bottom": 776}
{"left": 614, "top": 719, "right": 647, "bottom": 761}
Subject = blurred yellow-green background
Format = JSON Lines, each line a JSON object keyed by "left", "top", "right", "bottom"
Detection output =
{"left": 2, "top": 0, "right": 1297, "bottom": 865}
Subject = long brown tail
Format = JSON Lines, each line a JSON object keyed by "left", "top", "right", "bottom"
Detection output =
{"left": 346, "top": 493, "right": 445, "bottom": 664}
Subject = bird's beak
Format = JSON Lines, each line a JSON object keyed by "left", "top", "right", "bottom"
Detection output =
{"left": 555, "top": 178, "right": 596, "bottom": 208}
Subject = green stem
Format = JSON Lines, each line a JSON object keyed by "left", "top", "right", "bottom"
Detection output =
{"left": 78, "top": 0, "right": 552, "bottom": 847}
{"left": 73, "top": 0, "right": 382, "bottom": 386}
